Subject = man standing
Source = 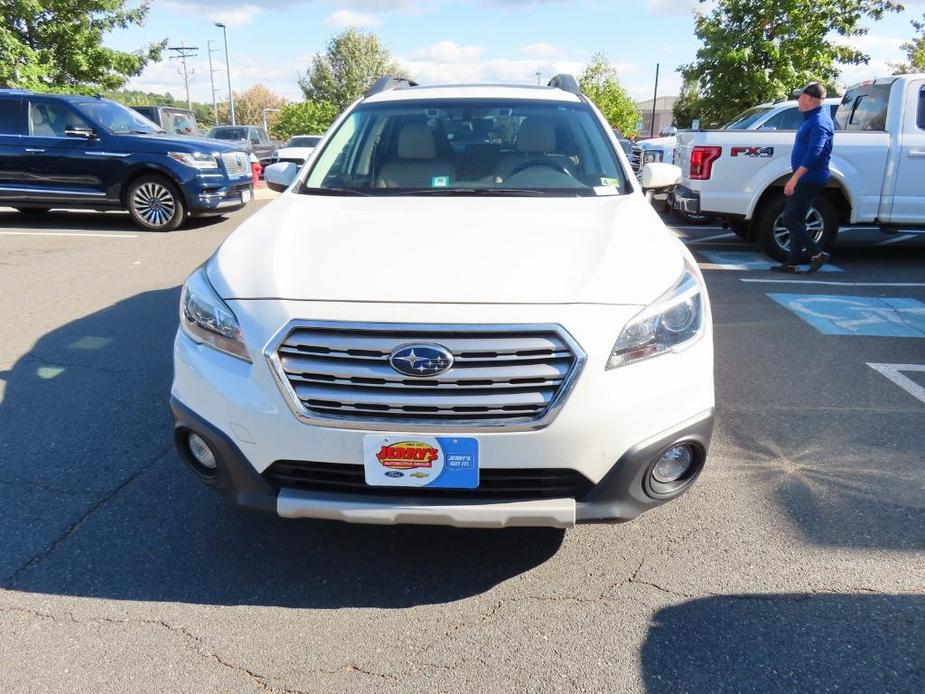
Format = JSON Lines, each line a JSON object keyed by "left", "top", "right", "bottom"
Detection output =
{"left": 771, "top": 82, "right": 834, "bottom": 274}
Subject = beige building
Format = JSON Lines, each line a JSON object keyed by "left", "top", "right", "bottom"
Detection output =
{"left": 635, "top": 95, "right": 678, "bottom": 137}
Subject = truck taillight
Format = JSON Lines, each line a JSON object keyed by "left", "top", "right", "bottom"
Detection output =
{"left": 689, "top": 146, "right": 722, "bottom": 180}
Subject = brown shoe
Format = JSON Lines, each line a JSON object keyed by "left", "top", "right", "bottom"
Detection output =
{"left": 807, "top": 252, "right": 831, "bottom": 274}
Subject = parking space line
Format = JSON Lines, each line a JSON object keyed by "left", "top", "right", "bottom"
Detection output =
{"left": 742, "top": 279, "right": 925, "bottom": 287}
{"left": 867, "top": 363, "right": 925, "bottom": 405}
{"left": 685, "top": 232, "right": 737, "bottom": 244}
{"left": 0, "top": 231, "right": 138, "bottom": 239}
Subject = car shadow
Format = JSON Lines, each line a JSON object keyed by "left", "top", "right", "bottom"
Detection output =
{"left": 0, "top": 209, "right": 227, "bottom": 232}
{"left": 0, "top": 287, "right": 563, "bottom": 609}
{"left": 641, "top": 593, "right": 924, "bottom": 693}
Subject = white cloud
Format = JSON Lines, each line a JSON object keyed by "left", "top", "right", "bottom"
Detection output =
{"left": 645, "top": 0, "right": 710, "bottom": 16}
{"left": 410, "top": 41, "right": 485, "bottom": 62}
{"left": 324, "top": 9, "right": 381, "bottom": 27}
{"left": 398, "top": 57, "right": 585, "bottom": 84}
{"left": 519, "top": 42, "right": 563, "bottom": 58}
{"left": 161, "top": 1, "right": 263, "bottom": 27}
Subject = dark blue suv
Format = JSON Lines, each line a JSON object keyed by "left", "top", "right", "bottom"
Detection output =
{"left": 0, "top": 90, "right": 253, "bottom": 231}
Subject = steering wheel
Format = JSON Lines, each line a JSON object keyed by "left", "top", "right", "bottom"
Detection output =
{"left": 507, "top": 159, "right": 574, "bottom": 178}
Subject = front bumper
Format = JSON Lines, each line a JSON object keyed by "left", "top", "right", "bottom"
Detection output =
{"left": 671, "top": 185, "right": 701, "bottom": 215}
{"left": 171, "top": 398, "right": 713, "bottom": 528}
{"left": 188, "top": 175, "right": 253, "bottom": 215}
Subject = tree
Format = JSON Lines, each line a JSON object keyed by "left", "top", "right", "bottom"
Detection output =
{"left": 578, "top": 53, "right": 640, "bottom": 137}
{"left": 892, "top": 13, "right": 925, "bottom": 74}
{"left": 272, "top": 101, "right": 338, "bottom": 140}
{"left": 0, "top": 0, "right": 165, "bottom": 92}
{"left": 672, "top": 78, "right": 703, "bottom": 129}
{"left": 299, "top": 29, "right": 407, "bottom": 112}
{"left": 217, "top": 84, "right": 286, "bottom": 129}
{"left": 680, "top": 0, "right": 903, "bottom": 127}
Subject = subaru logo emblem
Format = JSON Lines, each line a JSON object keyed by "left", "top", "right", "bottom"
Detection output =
{"left": 389, "top": 344, "right": 454, "bottom": 377}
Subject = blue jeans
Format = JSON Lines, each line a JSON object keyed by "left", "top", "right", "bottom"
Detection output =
{"left": 782, "top": 181, "right": 825, "bottom": 265}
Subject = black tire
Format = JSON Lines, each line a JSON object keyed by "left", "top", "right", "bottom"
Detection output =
{"left": 126, "top": 175, "right": 186, "bottom": 232}
{"left": 14, "top": 207, "right": 51, "bottom": 214}
{"left": 754, "top": 191, "right": 837, "bottom": 263}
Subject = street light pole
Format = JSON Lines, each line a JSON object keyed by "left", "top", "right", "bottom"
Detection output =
{"left": 215, "top": 22, "right": 235, "bottom": 126}
{"left": 261, "top": 108, "right": 280, "bottom": 133}
{"left": 650, "top": 63, "right": 660, "bottom": 138}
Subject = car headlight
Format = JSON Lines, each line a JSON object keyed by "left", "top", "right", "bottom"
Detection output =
{"left": 606, "top": 261, "right": 704, "bottom": 369}
{"left": 168, "top": 151, "right": 220, "bottom": 170}
{"left": 642, "top": 150, "right": 664, "bottom": 164}
{"left": 179, "top": 266, "right": 250, "bottom": 361}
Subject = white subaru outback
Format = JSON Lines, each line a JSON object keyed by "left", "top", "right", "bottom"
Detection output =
{"left": 171, "top": 75, "right": 714, "bottom": 528}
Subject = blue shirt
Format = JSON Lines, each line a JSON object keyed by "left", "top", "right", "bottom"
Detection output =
{"left": 791, "top": 105, "right": 834, "bottom": 184}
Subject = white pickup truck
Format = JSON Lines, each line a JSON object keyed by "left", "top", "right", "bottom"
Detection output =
{"left": 671, "top": 75, "right": 925, "bottom": 260}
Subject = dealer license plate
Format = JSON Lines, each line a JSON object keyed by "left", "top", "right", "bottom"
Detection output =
{"left": 363, "top": 435, "right": 479, "bottom": 489}
{"left": 241, "top": 189, "right": 252, "bottom": 204}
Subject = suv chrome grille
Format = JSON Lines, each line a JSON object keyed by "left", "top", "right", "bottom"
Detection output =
{"left": 221, "top": 151, "right": 249, "bottom": 177}
{"left": 267, "top": 322, "right": 585, "bottom": 430}
{"left": 631, "top": 145, "right": 642, "bottom": 174}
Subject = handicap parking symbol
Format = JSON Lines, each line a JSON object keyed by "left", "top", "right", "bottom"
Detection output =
{"left": 701, "top": 250, "right": 842, "bottom": 272}
{"left": 768, "top": 294, "right": 925, "bottom": 337}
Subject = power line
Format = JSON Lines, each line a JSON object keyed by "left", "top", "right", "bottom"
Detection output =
{"left": 168, "top": 42, "right": 199, "bottom": 111}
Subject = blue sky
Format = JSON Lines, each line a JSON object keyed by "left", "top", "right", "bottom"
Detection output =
{"left": 109, "top": 0, "right": 925, "bottom": 105}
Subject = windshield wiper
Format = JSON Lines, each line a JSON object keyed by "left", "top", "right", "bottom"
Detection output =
{"left": 303, "top": 186, "right": 372, "bottom": 196}
{"left": 391, "top": 187, "right": 547, "bottom": 197}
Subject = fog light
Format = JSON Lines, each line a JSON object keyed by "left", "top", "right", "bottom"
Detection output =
{"left": 188, "top": 432, "right": 217, "bottom": 470}
{"left": 652, "top": 445, "right": 693, "bottom": 483}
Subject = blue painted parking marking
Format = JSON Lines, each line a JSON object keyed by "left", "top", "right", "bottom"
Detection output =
{"left": 768, "top": 294, "right": 925, "bottom": 336}
{"left": 701, "top": 250, "right": 843, "bottom": 272}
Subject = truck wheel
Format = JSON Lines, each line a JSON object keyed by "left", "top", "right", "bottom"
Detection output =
{"left": 127, "top": 176, "right": 186, "bottom": 232}
{"left": 754, "top": 192, "right": 837, "bottom": 262}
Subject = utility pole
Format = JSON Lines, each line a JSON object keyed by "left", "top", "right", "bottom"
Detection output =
{"left": 207, "top": 40, "right": 221, "bottom": 125}
{"left": 168, "top": 43, "right": 199, "bottom": 111}
{"left": 535, "top": 71, "right": 542, "bottom": 85}
{"left": 262, "top": 108, "right": 280, "bottom": 133}
{"left": 650, "top": 63, "right": 660, "bottom": 138}
{"left": 215, "top": 23, "right": 235, "bottom": 125}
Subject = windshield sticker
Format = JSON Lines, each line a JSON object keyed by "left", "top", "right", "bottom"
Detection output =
{"left": 600, "top": 177, "right": 620, "bottom": 187}
{"left": 431, "top": 176, "right": 450, "bottom": 188}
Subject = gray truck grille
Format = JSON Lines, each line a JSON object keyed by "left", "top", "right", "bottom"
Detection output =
{"left": 268, "top": 322, "right": 585, "bottom": 430}
{"left": 221, "top": 152, "right": 250, "bottom": 177}
{"left": 631, "top": 145, "right": 642, "bottom": 174}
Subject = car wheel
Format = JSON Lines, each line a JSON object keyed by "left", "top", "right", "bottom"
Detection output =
{"left": 127, "top": 176, "right": 186, "bottom": 232}
{"left": 754, "top": 191, "right": 837, "bottom": 262}
{"left": 15, "top": 207, "right": 51, "bottom": 214}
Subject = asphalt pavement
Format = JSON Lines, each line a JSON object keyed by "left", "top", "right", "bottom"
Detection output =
{"left": 1, "top": 201, "right": 923, "bottom": 693}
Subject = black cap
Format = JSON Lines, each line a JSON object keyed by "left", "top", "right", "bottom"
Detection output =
{"left": 801, "top": 82, "right": 826, "bottom": 99}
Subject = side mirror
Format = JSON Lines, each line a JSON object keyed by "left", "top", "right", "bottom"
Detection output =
{"left": 64, "top": 127, "right": 96, "bottom": 140}
{"left": 640, "top": 162, "right": 682, "bottom": 190}
{"left": 264, "top": 162, "right": 299, "bottom": 193}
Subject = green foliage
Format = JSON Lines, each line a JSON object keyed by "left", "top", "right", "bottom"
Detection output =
{"left": 892, "top": 13, "right": 925, "bottom": 74}
{"left": 680, "top": 0, "right": 903, "bottom": 127}
{"left": 272, "top": 101, "right": 338, "bottom": 140}
{"left": 217, "top": 84, "right": 287, "bottom": 129}
{"left": 0, "top": 0, "right": 165, "bottom": 92}
{"left": 578, "top": 52, "right": 640, "bottom": 137}
{"left": 299, "top": 29, "right": 408, "bottom": 112}
{"left": 672, "top": 78, "right": 703, "bottom": 129}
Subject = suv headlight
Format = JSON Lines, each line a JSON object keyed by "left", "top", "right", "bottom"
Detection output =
{"left": 606, "top": 261, "right": 705, "bottom": 369}
{"left": 642, "top": 149, "right": 664, "bottom": 164}
{"left": 180, "top": 266, "right": 250, "bottom": 361}
{"left": 168, "top": 151, "right": 220, "bottom": 170}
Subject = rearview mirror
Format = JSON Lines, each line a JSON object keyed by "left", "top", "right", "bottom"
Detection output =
{"left": 264, "top": 162, "right": 299, "bottom": 192}
{"left": 640, "top": 162, "right": 682, "bottom": 191}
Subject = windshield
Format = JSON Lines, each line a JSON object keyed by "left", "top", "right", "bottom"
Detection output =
{"left": 722, "top": 107, "right": 774, "bottom": 129}
{"left": 301, "top": 99, "right": 628, "bottom": 196}
{"left": 288, "top": 136, "right": 321, "bottom": 147}
{"left": 75, "top": 100, "right": 162, "bottom": 134}
{"left": 209, "top": 127, "right": 247, "bottom": 140}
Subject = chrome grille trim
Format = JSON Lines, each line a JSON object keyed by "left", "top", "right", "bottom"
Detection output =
{"left": 265, "top": 321, "right": 586, "bottom": 432}
{"left": 631, "top": 145, "right": 642, "bottom": 174}
{"left": 221, "top": 151, "right": 250, "bottom": 177}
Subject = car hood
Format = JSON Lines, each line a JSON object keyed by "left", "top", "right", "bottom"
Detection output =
{"left": 209, "top": 192, "right": 684, "bottom": 306}
{"left": 119, "top": 133, "right": 242, "bottom": 153}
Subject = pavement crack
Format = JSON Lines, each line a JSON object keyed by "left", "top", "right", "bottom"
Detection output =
{"left": 19, "top": 352, "right": 145, "bottom": 376}
{"left": 3, "top": 442, "right": 174, "bottom": 588}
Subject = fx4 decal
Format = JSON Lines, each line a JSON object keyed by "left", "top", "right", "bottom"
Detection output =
{"left": 731, "top": 146, "right": 774, "bottom": 158}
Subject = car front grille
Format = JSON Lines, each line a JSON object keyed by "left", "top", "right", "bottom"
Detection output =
{"left": 268, "top": 322, "right": 584, "bottom": 430}
{"left": 221, "top": 151, "right": 250, "bottom": 177}
{"left": 264, "top": 460, "right": 595, "bottom": 500}
{"left": 631, "top": 145, "right": 642, "bottom": 174}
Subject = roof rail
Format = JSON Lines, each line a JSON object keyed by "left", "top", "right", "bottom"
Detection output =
{"left": 0, "top": 88, "right": 31, "bottom": 95}
{"left": 365, "top": 76, "right": 419, "bottom": 97}
{"left": 547, "top": 74, "right": 580, "bottom": 94}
